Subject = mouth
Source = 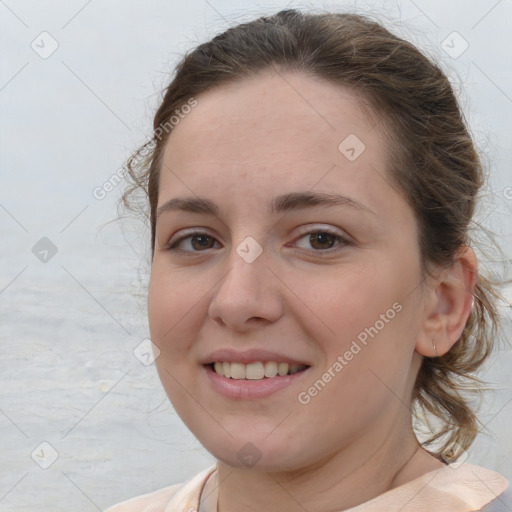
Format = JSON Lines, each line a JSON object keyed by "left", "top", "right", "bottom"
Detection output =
{"left": 206, "top": 361, "right": 310, "bottom": 380}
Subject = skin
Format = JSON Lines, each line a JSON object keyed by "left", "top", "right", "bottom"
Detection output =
{"left": 147, "top": 70, "right": 477, "bottom": 511}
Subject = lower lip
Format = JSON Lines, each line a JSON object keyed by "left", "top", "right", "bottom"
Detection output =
{"left": 203, "top": 364, "right": 310, "bottom": 399}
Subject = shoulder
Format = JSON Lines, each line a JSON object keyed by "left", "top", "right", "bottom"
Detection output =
{"left": 104, "top": 483, "right": 184, "bottom": 512}
{"left": 479, "top": 479, "right": 512, "bottom": 512}
{"left": 432, "top": 463, "right": 509, "bottom": 512}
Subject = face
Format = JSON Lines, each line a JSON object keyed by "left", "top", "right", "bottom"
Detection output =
{"left": 148, "top": 71, "right": 428, "bottom": 471}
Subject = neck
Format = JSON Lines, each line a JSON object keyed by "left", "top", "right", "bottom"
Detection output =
{"left": 207, "top": 419, "right": 444, "bottom": 512}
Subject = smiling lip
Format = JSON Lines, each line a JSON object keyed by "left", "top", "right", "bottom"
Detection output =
{"left": 203, "top": 363, "right": 310, "bottom": 399}
{"left": 201, "top": 348, "right": 311, "bottom": 399}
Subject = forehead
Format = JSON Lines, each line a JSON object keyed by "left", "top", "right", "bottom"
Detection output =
{"left": 159, "top": 71, "right": 394, "bottom": 213}
{"left": 165, "top": 71, "right": 384, "bottom": 157}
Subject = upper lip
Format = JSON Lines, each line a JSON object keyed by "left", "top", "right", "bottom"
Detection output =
{"left": 201, "top": 348, "right": 311, "bottom": 366}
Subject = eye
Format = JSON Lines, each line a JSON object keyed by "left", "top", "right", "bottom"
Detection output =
{"left": 293, "top": 227, "right": 350, "bottom": 252}
{"left": 164, "top": 226, "right": 351, "bottom": 254}
{"left": 165, "top": 230, "right": 221, "bottom": 253}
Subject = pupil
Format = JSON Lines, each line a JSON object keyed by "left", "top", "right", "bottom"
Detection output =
{"left": 192, "top": 235, "right": 212, "bottom": 250}
{"left": 311, "top": 233, "right": 334, "bottom": 249}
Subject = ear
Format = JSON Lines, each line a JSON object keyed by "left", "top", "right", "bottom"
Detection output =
{"left": 415, "top": 246, "right": 477, "bottom": 358}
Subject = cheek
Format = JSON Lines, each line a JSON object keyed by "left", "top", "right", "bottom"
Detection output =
{"left": 147, "top": 269, "right": 204, "bottom": 419}
{"left": 296, "top": 256, "right": 417, "bottom": 389}
{"left": 297, "top": 261, "right": 398, "bottom": 342}
{"left": 147, "top": 266, "right": 203, "bottom": 359}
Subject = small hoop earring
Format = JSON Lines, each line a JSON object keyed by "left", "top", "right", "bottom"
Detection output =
{"left": 432, "top": 339, "right": 438, "bottom": 357}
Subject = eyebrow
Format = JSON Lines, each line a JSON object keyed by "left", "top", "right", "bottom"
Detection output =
{"left": 156, "top": 191, "right": 376, "bottom": 218}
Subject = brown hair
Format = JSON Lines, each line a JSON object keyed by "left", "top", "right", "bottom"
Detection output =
{"left": 121, "top": 8, "right": 505, "bottom": 459}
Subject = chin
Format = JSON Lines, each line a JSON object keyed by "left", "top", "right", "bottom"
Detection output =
{"left": 197, "top": 433, "right": 310, "bottom": 472}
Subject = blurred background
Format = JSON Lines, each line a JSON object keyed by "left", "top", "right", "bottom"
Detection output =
{"left": 1, "top": 0, "right": 511, "bottom": 510}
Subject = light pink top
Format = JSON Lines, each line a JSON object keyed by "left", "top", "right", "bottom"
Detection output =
{"left": 106, "top": 462, "right": 508, "bottom": 512}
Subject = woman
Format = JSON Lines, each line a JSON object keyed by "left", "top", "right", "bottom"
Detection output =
{"left": 108, "top": 8, "right": 510, "bottom": 511}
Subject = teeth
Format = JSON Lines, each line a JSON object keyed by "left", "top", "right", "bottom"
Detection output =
{"left": 212, "top": 361, "right": 307, "bottom": 379}
{"left": 278, "top": 362, "right": 289, "bottom": 376}
{"left": 264, "top": 361, "right": 278, "bottom": 377}
{"left": 245, "top": 362, "right": 265, "bottom": 380}
{"left": 289, "top": 364, "right": 303, "bottom": 374}
{"left": 222, "top": 361, "right": 231, "bottom": 378}
{"left": 230, "top": 362, "right": 245, "bottom": 379}
{"left": 214, "top": 362, "right": 223, "bottom": 376}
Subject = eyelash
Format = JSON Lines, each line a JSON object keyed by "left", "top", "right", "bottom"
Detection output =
{"left": 164, "top": 227, "right": 352, "bottom": 256}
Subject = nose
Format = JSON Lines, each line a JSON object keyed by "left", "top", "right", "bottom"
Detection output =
{"left": 208, "top": 244, "right": 283, "bottom": 331}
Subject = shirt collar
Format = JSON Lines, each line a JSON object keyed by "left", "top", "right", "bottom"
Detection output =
{"left": 164, "top": 465, "right": 217, "bottom": 512}
{"left": 164, "top": 462, "right": 507, "bottom": 512}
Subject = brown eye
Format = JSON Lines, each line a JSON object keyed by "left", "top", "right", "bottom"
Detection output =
{"left": 307, "top": 232, "right": 338, "bottom": 250}
{"left": 294, "top": 229, "right": 348, "bottom": 252}
{"left": 188, "top": 235, "right": 216, "bottom": 250}
{"left": 167, "top": 232, "right": 220, "bottom": 252}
